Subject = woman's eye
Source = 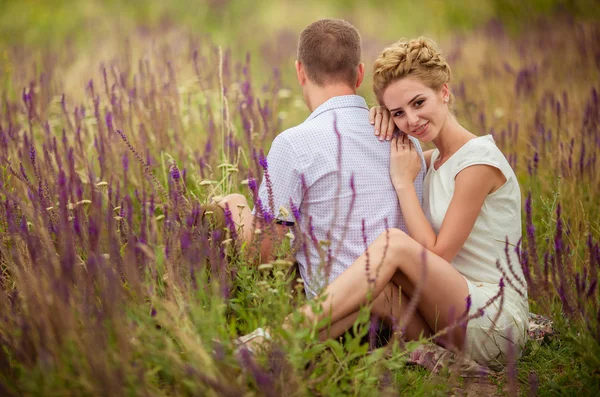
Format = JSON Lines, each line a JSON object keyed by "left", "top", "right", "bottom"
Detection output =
{"left": 414, "top": 100, "right": 424, "bottom": 107}
{"left": 393, "top": 110, "right": 404, "bottom": 117}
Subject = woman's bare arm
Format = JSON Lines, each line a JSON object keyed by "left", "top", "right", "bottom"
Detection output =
{"left": 396, "top": 164, "right": 504, "bottom": 262}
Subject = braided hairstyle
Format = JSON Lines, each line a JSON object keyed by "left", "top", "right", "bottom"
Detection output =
{"left": 373, "top": 37, "right": 453, "bottom": 107}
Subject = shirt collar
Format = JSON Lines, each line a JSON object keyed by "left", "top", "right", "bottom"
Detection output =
{"left": 306, "top": 95, "right": 369, "bottom": 121}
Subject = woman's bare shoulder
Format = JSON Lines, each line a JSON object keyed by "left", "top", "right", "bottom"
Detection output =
{"left": 423, "top": 149, "right": 436, "bottom": 169}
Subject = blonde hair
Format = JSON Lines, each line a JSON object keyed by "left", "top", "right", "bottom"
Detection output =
{"left": 373, "top": 37, "right": 453, "bottom": 106}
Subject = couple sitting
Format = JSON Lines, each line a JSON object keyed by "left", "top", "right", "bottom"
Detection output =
{"left": 218, "top": 18, "right": 529, "bottom": 368}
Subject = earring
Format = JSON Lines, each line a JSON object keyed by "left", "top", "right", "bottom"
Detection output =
{"left": 444, "top": 97, "right": 449, "bottom": 103}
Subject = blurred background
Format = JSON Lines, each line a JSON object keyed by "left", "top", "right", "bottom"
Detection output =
{"left": 2, "top": 0, "right": 599, "bottom": 99}
{"left": 2, "top": 0, "right": 599, "bottom": 47}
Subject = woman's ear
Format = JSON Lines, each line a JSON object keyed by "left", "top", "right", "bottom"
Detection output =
{"left": 441, "top": 83, "right": 450, "bottom": 102}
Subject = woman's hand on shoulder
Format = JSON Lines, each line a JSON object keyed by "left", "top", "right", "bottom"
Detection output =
{"left": 369, "top": 106, "right": 395, "bottom": 141}
{"left": 390, "top": 133, "right": 421, "bottom": 190}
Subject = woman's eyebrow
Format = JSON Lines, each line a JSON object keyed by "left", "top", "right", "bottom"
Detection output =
{"left": 389, "top": 94, "right": 422, "bottom": 113}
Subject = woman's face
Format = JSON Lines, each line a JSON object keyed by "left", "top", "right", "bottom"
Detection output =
{"left": 382, "top": 76, "right": 449, "bottom": 143}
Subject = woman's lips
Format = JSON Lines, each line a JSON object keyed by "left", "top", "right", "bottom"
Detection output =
{"left": 413, "top": 121, "right": 429, "bottom": 136}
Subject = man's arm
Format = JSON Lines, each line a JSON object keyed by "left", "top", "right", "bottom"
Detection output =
{"left": 216, "top": 193, "right": 290, "bottom": 262}
{"left": 218, "top": 134, "right": 303, "bottom": 262}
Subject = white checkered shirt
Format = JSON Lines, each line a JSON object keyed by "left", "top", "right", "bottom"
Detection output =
{"left": 256, "top": 95, "right": 425, "bottom": 298}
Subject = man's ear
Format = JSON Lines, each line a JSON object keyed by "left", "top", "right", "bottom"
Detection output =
{"left": 296, "top": 60, "right": 306, "bottom": 86}
{"left": 355, "top": 63, "right": 365, "bottom": 89}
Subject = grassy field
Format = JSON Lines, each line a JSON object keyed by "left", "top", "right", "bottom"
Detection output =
{"left": 1, "top": 0, "right": 600, "bottom": 395}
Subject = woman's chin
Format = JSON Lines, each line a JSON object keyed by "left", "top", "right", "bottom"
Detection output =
{"left": 411, "top": 131, "right": 434, "bottom": 144}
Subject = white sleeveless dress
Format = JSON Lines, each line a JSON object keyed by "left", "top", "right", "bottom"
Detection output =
{"left": 424, "top": 135, "right": 529, "bottom": 366}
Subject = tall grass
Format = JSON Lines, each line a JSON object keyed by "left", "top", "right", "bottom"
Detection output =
{"left": 0, "top": 5, "right": 599, "bottom": 396}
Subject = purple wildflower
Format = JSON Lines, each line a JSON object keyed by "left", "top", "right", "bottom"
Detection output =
{"left": 29, "top": 145, "right": 36, "bottom": 165}
{"left": 180, "top": 231, "right": 191, "bottom": 251}
{"left": 289, "top": 198, "right": 301, "bottom": 222}
{"left": 169, "top": 163, "right": 181, "bottom": 181}
{"left": 105, "top": 111, "right": 113, "bottom": 132}
{"left": 248, "top": 177, "right": 258, "bottom": 193}
{"left": 223, "top": 203, "right": 238, "bottom": 241}
{"left": 258, "top": 149, "right": 275, "bottom": 215}
{"left": 362, "top": 219, "right": 372, "bottom": 284}
{"left": 262, "top": 209, "right": 274, "bottom": 224}
{"left": 122, "top": 153, "right": 129, "bottom": 173}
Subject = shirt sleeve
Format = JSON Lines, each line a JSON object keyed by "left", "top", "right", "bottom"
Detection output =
{"left": 254, "top": 134, "right": 303, "bottom": 223}
{"left": 453, "top": 140, "right": 505, "bottom": 180}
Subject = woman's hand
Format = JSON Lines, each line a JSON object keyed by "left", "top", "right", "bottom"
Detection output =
{"left": 390, "top": 133, "right": 421, "bottom": 190}
{"left": 369, "top": 106, "right": 395, "bottom": 141}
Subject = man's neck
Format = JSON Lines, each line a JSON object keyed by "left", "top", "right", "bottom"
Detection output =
{"left": 306, "top": 84, "right": 357, "bottom": 112}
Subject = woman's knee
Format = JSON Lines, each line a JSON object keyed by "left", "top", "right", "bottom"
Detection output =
{"left": 380, "top": 228, "right": 410, "bottom": 257}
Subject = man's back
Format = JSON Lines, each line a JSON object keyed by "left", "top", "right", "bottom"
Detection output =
{"left": 257, "top": 95, "right": 425, "bottom": 298}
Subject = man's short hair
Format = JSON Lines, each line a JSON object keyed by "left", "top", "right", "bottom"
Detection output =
{"left": 298, "top": 19, "right": 361, "bottom": 87}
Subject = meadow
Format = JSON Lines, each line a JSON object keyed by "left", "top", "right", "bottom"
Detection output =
{"left": 1, "top": 0, "right": 600, "bottom": 395}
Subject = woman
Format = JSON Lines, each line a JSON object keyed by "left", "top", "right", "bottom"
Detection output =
{"left": 241, "top": 37, "right": 529, "bottom": 367}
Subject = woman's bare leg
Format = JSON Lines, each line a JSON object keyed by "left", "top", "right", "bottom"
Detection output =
{"left": 299, "top": 229, "right": 469, "bottom": 347}
{"left": 318, "top": 282, "right": 433, "bottom": 341}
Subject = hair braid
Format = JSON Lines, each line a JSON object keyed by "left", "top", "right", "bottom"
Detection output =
{"left": 373, "top": 37, "right": 453, "bottom": 106}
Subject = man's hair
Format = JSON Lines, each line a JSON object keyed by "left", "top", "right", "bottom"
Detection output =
{"left": 297, "top": 19, "right": 361, "bottom": 87}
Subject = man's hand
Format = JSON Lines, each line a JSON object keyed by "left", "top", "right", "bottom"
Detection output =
{"left": 369, "top": 106, "right": 396, "bottom": 141}
{"left": 215, "top": 193, "right": 288, "bottom": 262}
{"left": 215, "top": 193, "right": 249, "bottom": 211}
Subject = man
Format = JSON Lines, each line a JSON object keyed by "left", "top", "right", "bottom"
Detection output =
{"left": 218, "top": 19, "right": 426, "bottom": 300}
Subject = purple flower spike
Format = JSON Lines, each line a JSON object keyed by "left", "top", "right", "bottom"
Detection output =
{"left": 289, "top": 198, "right": 301, "bottom": 222}
{"left": 223, "top": 203, "right": 238, "bottom": 241}
{"left": 105, "top": 112, "right": 113, "bottom": 131}
{"left": 258, "top": 150, "right": 268, "bottom": 170}
{"left": 122, "top": 153, "right": 129, "bottom": 172}
{"left": 248, "top": 177, "right": 257, "bottom": 192}
{"left": 169, "top": 163, "right": 181, "bottom": 181}
{"left": 262, "top": 210, "right": 274, "bottom": 224}
{"left": 29, "top": 145, "right": 36, "bottom": 165}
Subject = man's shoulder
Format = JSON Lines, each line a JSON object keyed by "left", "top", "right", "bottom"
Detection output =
{"left": 274, "top": 118, "right": 334, "bottom": 151}
{"left": 276, "top": 123, "right": 310, "bottom": 141}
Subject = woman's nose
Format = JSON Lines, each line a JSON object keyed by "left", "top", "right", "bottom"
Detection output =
{"left": 407, "top": 111, "right": 419, "bottom": 127}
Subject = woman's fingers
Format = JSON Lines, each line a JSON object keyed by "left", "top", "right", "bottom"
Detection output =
{"left": 374, "top": 111, "right": 383, "bottom": 139}
{"left": 387, "top": 114, "right": 396, "bottom": 141}
{"left": 401, "top": 133, "right": 408, "bottom": 149}
{"left": 369, "top": 106, "right": 377, "bottom": 125}
{"left": 392, "top": 134, "right": 410, "bottom": 152}
{"left": 370, "top": 106, "right": 382, "bottom": 136}
{"left": 380, "top": 110, "right": 393, "bottom": 141}
{"left": 369, "top": 106, "right": 393, "bottom": 140}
